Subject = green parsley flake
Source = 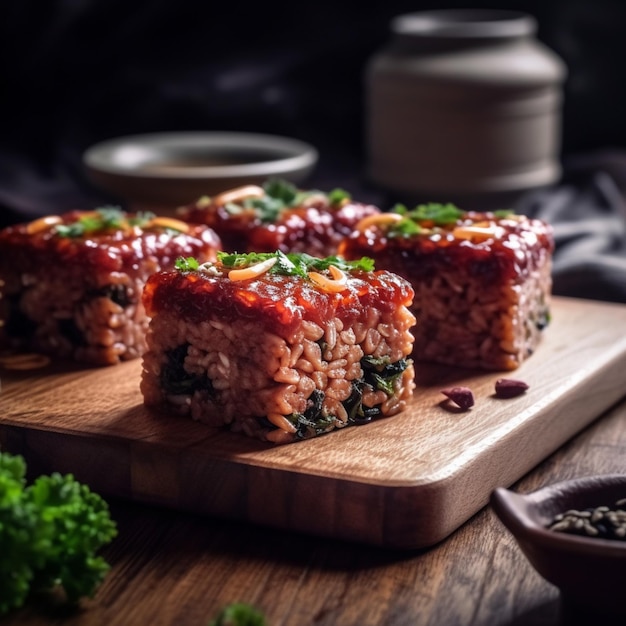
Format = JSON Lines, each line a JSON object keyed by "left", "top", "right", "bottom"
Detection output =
{"left": 327, "top": 188, "right": 352, "bottom": 206}
{"left": 175, "top": 257, "right": 200, "bottom": 271}
{"left": 493, "top": 209, "right": 515, "bottom": 217}
{"left": 54, "top": 207, "right": 155, "bottom": 238}
{"left": 218, "top": 251, "right": 374, "bottom": 276}
{"left": 384, "top": 202, "right": 464, "bottom": 237}
{"left": 400, "top": 202, "right": 463, "bottom": 225}
{"left": 175, "top": 251, "right": 374, "bottom": 278}
{"left": 218, "top": 178, "right": 353, "bottom": 223}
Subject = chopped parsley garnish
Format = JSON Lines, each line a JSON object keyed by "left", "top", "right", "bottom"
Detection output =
{"left": 175, "top": 256, "right": 200, "bottom": 271}
{"left": 263, "top": 178, "right": 299, "bottom": 205}
{"left": 327, "top": 187, "right": 351, "bottom": 206}
{"left": 220, "top": 178, "right": 352, "bottom": 223}
{"left": 382, "top": 202, "right": 465, "bottom": 237}
{"left": 208, "top": 602, "right": 267, "bottom": 626}
{"left": 385, "top": 203, "right": 516, "bottom": 238}
{"left": 54, "top": 207, "right": 155, "bottom": 238}
{"left": 493, "top": 209, "right": 515, "bottom": 217}
{"left": 215, "top": 250, "right": 374, "bottom": 276}
{"left": 393, "top": 202, "right": 463, "bottom": 225}
{"left": 413, "top": 203, "right": 463, "bottom": 224}
{"left": 173, "top": 251, "right": 375, "bottom": 281}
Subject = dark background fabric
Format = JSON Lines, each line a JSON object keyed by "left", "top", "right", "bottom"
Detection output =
{"left": 1, "top": 0, "right": 625, "bottom": 302}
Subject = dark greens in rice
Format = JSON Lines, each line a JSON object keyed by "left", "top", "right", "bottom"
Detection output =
{"left": 140, "top": 251, "right": 416, "bottom": 444}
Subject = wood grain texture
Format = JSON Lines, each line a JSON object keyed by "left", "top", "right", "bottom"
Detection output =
{"left": 1, "top": 296, "right": 626, "bottom": 549}
{"left": 3, "top": 399, "right": 626, "bottom": 626}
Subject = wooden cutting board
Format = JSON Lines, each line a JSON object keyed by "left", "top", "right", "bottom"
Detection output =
{"left": 1, "top": 296, "right": 626, "bottom": 549}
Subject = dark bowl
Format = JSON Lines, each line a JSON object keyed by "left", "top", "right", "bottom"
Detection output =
{"left": 491, "top": 475, "right": 626, "bottom": 617}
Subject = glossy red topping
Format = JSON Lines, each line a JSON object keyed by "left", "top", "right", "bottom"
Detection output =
{"left": 180, "top": 197, "right": 380, "bottom": 256}
{"left": 143, "top": 265, "right": 414, "bottom": 341}
{"left": 0, "top": 210, "right": 222, "bottom": 276}
{"left": 339, "top": 212, "right": 554, "bottom": 284}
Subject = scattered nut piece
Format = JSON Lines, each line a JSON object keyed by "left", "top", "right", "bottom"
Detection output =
{"left": 145, "top": 216, "right": 190, "bottom": 233}
{"left": 495, "top": 378, "right": 529, "bottom": 398}
{"left": 355, "top": 212, "right": 404, "bottom": 233}
{"left": 213, "top": 185, "right": 265, "bottom": 206}
{"left": 440, "top": 386, "right": 475, "bottom": 411}
{"left": 25, "top": 215, "right": 63, "bottom": 235}
{"left": 0, "top": 352, "right": 51, "bottom": 370}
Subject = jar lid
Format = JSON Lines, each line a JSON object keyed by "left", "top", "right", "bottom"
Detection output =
{"left": 391, "top": 9, "right": 537, "bottom": 40}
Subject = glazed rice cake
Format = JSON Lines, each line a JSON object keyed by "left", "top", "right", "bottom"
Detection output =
{"left": 339, "top": 204, "right": 554, "bottom": 371}
{"left": 0, "top": 208, "right": 221, "bottom": 365}
{"left": 140, "top": 251, "right": 416, "bottom": 444}
{"left": 178, "top": 178, "right": 381, "bottom": 256}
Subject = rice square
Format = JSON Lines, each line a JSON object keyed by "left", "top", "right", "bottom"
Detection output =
{"left": 177, "top": 178, "right": 381, "bottom": 257}
{"left": 140, "top": 251, "right": 416, "bottom": 444}
{"left": 339, "top": 204, "right": 554, "bottom": 371}
{"left": 0, "top": 208, "right": 221, "bottom": 365}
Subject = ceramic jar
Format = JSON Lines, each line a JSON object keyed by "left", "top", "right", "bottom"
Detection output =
{"left": 365, "top": 10, "right": 567, "bottom": 209}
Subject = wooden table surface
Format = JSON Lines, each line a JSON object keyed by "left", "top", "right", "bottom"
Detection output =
{"left": 3, "top": 388, "right": 625, "bottom": 626}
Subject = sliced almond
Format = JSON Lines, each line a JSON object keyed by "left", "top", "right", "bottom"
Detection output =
{"left": 145, "top": 216, "right": 190, "bottom": 233}
{"left": 213, "top": 185, "right": 265, "bottom": 206}
{"left": 308, "top": 265, "right": 348, "bottom": 293}
{"left": 25, "top": 215, "right": 63, "bottom": 235}
{"left": 228, "top": 256, "right": 277, "bottom": 281}
{"left": 355, "top": 212, "right": 404, "bottom": 232}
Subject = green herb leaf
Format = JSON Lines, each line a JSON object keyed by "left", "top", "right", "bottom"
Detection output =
{"left": 96, "top": 207, "right": 126, "bottom": 229}
{"left": 208, "top": 602, "right": 267, "bottom": 626}
{"left": 0, "top": 452, "right": 117, "bottom": 616}
{"left": 219, "top": 179, "right": 355, "bottom": 222}
{"left": 493, "top": 209, "right": 515, "bottom": 217}
{"left": 262, "top": 178, "right": 299, "bottom": 205}
{"left": 129, "top": 211, "right": 156, "bottom": 225}
{"left": 54, "top": 207, "right": 153, "bottom": 238}
{"left": 327, "top": 188, "right": 352, "bottom": 205}
{"left": 391, "top": 203, "right": 409, "bottom": 215}
{"left": 388, "top": 218, "right": 422, "bottom": 237}
{"left": 410, "top": 203, "right": 463, "bottom": 224}
{"left": 386, "top": 203, "right": 464, "bottom": 237}
{"left": 244, "top": 196, "right": 284, "bottom": 223}
{"left": 273, "top": 250, "right": 303, "bottom": 277}
{"left": 175, "top": 257, "right": 200, "bottom": 271}
{"left": 215, "top": 251, "right": 375, "bottom": 276}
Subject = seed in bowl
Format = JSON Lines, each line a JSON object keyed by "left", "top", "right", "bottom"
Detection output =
{"left": 548, "top": 500, "right": 626, "bottom": 540}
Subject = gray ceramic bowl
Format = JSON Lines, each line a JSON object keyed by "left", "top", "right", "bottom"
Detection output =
{"left": 491, "top": 475, "right": 626, "bottom": 618}
{"left": 83, "top": 131, "right": 319, "bottom": 211}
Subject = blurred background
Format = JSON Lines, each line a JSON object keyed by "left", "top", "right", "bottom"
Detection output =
{"left": 1, "top": 0, "right": 625, "bottom": 300}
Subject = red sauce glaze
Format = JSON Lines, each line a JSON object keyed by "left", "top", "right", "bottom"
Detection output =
{"left": 180, "top": 199, "right": 380, "bottom": 255}
{"left": 0, "top": 211, "right": 222, "bottom": 275}
{"left": 338, "top": 213, "right": 554, "bottom": 285}
{"left": 143, "top": 267, "right": 414, "bottom": 341}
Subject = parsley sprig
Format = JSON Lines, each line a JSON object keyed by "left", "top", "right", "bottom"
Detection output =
{"left": 0, "top": 452, "right": 117, "bottom": 615}
{"left": 222, "top": 178, "right": 352, "bottom": 223}
{"left": 387, "top": 203, "right": 464, "bottom": 237}
{"left": 175, "top": 251, "right": 374, "bottom": 277}
{"left": 175, "top": 257, "right": 200, "bottom": 272}
{"left": 208, "top": 602, "right": 267, "bottom": 626}
{"left": 385, "top": 203, "right": 516, "bottom": 237}
{"left": 217, "top": 250, "right": 374, "bottom": 277}
{"left": 54, "top": 207, "right": 155, "bottom": 238}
